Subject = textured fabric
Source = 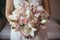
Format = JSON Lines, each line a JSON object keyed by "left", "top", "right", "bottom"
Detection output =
{"left": 10, "top": 27, "right": 48, "bottom": 40}
{"left": 13, "top": 0, "right": 25, "bottom": 8}
{"left": 11, "top": 29, "right": 29, "bottom": 40}
{"left": 10, "top": 28, "right": 40, "bottom": 40}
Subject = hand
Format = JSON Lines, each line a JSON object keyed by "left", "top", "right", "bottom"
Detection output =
{"left": 40, "top": 25, "right": 47, "bottom": 30}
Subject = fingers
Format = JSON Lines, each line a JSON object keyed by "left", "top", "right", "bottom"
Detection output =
{"left": 40, "top": 25, "right": 47, "bottom": 30}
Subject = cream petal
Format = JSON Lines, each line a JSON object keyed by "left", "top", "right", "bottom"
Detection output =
{"left": 37, "top": 6, "right": 44, "bottom": 11}
{"left": 30, "top": 31, "right": 34, "bottom": 37}
{"left": 41, "top": 19, "right": 47, "bottom": 24}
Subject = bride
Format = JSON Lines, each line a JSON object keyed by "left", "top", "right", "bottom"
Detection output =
{"left": 5, "top": 0, "right": 48, "bottom": 40}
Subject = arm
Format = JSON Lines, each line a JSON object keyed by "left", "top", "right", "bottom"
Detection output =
{"left": 5, "top": 0, "right": 13, "bottom": 22}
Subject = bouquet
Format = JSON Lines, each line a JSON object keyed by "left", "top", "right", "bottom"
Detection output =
{"left": 8, "top": 1, "right": 49, "bottom": 38}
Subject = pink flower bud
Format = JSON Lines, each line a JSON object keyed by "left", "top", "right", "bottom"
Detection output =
{"left": 23, "top": 18, "right": 28, "bottom": 24}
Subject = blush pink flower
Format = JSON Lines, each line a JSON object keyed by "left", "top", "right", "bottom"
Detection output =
{"left": 19, "top": 18, "right": 28, "bottom": 25}
{"left": 22, "top": 18, "right": 28, "bottom": 24}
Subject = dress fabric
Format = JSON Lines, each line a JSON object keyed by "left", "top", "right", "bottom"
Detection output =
{"left": 10, "top": 0, "right": 47, "bottom": 40}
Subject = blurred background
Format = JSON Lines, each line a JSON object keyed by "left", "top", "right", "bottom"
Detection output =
{"left": 0, "top": 0, "right": 60, "bottom": 40}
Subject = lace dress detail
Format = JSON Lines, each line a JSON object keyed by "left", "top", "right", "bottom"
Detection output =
{"left": 13, "top": 0, "right": 25, "bottom": 8}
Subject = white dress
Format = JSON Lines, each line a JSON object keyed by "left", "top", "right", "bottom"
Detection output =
{"left": 10, "top": 0, "right": 47, "bottom": 40}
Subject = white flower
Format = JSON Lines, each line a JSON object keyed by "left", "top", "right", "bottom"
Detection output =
{"left": 25, "top": 9, "right": 30, "bottom": 18}
{"left": 37, "top": 6, "right": 44, "bottom": 11}
{"left": 28, "top": 24, "right": 37, "bottom": 37}
{"left": 20, "top": 16, "right": 24, "bottom": 19}
{"left": 8, "top": 15, "right": 18, "bottom": 21}
{"left": 34, "top": 13, "right": 40, "bottom": 18}
{"left": 12, "top": 11, "right": 17, "bottom": 18}
{"left": 30, "top": 1, "right": 39, "bottom": 6}
{"left": 41, "top": 19, "right": 47, "bottom": 24}
{"left": 10, "top": 22, "right": 16, "bottom": 27}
